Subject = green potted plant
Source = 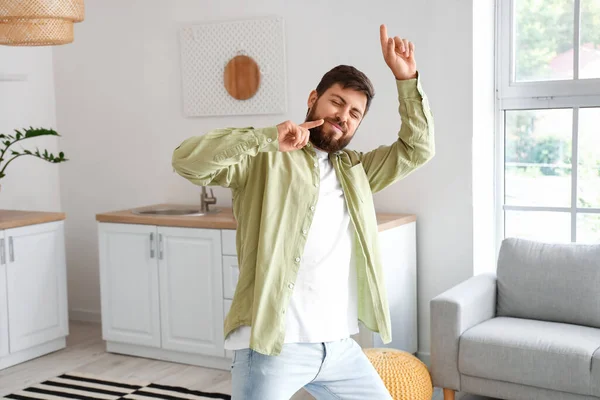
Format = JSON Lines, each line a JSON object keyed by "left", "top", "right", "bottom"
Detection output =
{"left": 0, "top": 127, "right": 68, "bottom": 191}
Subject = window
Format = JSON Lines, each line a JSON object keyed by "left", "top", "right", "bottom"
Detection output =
{"left": 496, "top": 0, "right": 600, "bottom": 245}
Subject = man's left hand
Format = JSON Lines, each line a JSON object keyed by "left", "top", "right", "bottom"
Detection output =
{"left": 380, "top": 24, "right": 417, "bottom": 81}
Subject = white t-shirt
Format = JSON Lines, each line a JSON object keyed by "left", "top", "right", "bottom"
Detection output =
{"left": 223, "top": 147, "right": 359, "bottom": 349}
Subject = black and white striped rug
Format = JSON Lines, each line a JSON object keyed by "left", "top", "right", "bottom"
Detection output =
{"left": 2, "top": 372, "right": 231, "bottom": 400}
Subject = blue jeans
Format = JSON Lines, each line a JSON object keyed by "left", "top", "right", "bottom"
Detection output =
{"left": 230, "top": 338, "right": 392, "bottom": 400}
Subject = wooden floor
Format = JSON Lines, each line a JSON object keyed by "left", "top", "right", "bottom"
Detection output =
{"left": 0, "top": 321, "right": 493, "bottom": 400}
{"left": 0, "top": 321, "right": 308, "bottom": 399}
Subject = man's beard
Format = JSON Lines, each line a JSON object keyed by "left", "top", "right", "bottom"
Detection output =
{"left": 305, "top": 105, "right": 354, "bottom": 153}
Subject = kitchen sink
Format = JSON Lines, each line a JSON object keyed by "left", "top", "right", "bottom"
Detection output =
{"left": 131, "top": 207, "right": 221, "bottom": 216}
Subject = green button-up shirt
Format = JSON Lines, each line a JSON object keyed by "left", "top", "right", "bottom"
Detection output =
{"left": 172, "top": 75, "right": 434, "bottom": 356}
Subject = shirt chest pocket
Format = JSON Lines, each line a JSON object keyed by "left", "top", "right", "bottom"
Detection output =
{"left": 343, "top": 163, "right": 371, "bottom": 204}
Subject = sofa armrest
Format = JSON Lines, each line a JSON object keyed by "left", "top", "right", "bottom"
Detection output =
{"left": 430, "top": 273, "right": 497, "bottom": 391}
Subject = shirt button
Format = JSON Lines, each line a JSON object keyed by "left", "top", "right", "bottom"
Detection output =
{"left": 310, "top": 206, "right": 315, "bottom": 211}
{"left": 313, "top": 162, "right": 318, "bottom": 167}
{"left": 302, "top": 229, "right": 307, "bottom": 235}
{"left": 295, "top": 257, "right": 300, "bottom": 262}
{"left": 314, "top": 183, "right": 319, "bottom": 188}
{"left": 288, "top": 283, "right": 294, "bottom": 289}
{"left": 267, "top": 138, "right": 272, "bottom": 143}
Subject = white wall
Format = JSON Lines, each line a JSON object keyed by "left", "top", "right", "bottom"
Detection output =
{"left": 0, "top": 46, "right": 62, "bottom": 212}
{"left": 473, "top": 0, "right": 497, "bottom": 275}
{"left": 53, "top": 0, "right": 493, "bottom": 357}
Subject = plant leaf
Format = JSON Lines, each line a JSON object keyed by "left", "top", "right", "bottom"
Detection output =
{"left": 24, "top": 127, "right": 59, "bottom": 138}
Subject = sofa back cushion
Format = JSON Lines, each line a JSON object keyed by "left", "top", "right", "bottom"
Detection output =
{"left": 497, "top": 238, "right": 600, "bottom": 328}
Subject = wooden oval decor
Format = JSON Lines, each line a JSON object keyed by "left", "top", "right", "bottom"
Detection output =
{"left": 223, "top": 55, "right": 261, "bottom": 100}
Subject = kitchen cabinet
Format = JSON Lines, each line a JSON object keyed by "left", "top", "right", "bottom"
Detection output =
{"left": 96, "top": 205, "right": 417, "bottom": 370}
{"left": 98, "top": 222, "right": 230, "bottom": 370}
{"left": 0, "top": 214, "right": 68, "bottom": 371}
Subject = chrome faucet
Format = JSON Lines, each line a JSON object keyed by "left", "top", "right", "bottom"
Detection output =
{"left": 200, "top": 186, "right": 217, "bottom": 213}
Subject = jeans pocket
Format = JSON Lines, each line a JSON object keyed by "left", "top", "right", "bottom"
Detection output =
{"left": 232, "top": 348, "right": 252, "bottom": 368}
{"left": 230, "top": 351, "right": 237, "bottom": 370}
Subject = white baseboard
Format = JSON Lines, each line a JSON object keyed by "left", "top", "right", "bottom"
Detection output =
{"left": 69, "top": 309, "right": 101, "bottom": 323}
{"left": 106, "top": 341, "right": 232, "bottom": 371}
{"left": 0, "top": 337, "right": 66, "bottom": 370}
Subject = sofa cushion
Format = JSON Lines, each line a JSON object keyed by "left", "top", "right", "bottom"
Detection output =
{"left": 593, "top": 348, "right": 600, "bottom": 397}
{"left": 497, "top": 238, "right": 600, "bottom": 329}
{"left": 459, "top": 317, "right": 600, "bottom": 396}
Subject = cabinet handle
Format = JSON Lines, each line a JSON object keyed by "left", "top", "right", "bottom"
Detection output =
{"left": 8, "top": 236, "right": 14, "bottom": 263}
{"left": 0, "top": 238, "right": 4, "bottom": 265}
{"left": 150, "top": 232, "right": 155, "bottom": 258}
{"left": 158, "top": 234, "right": 163, "bottom": 260}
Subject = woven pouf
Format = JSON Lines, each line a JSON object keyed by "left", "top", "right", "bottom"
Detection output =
{"left": 363, "top": 348, "right": 433, "bottom": 399}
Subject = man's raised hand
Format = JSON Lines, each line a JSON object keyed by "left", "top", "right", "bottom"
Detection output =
{"left": 380, "top": 24, "right": 417, "bottom": 81}
{"left": 276, "top": 119, "right": 324, "bottom": 152}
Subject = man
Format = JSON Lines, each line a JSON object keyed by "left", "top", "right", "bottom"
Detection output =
{"left": 172, "top": 24, "right": 434, "bottom": 400}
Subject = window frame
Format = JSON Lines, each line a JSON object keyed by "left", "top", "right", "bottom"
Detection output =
{"left": 495, "top": 0, "right": 600, "bottom": 251}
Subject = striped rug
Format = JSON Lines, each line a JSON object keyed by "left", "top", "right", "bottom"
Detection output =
{"left": 2, "top": 372, "right": 231, "bottom": 400}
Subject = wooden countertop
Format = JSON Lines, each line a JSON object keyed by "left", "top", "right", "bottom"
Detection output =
{"left": 0, "top": 210, "right": 66, "bottom": 230}
{"left": 375, "top": 212, "right": 417, "bottom": 232}
{"left": 96, "top": 204, "right": 416, "bottom": 232}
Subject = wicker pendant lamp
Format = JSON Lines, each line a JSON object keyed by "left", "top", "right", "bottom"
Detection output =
{"left": 0, "top": 0, "right": 84, "bottom": 46}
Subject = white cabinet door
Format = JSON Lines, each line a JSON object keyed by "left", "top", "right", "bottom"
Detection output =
{"left": 372, "top": 223, "right": 418, "bottom": 353}
{"left": 98, "top": 223, "right": 161, "bottom": 348}
{"left": 0, "top": 231, "right": 8, "bottom": 358}
{"left": 222, "top": 255, "right": 239, "bottom": 300}
{"left": 5, "top": 221, "right": 68, "bottom": 353}
{"left": 223, "top": 299, "right": 233, "bottom": 360}
{"left": 158, "top": 226, "right": 224, "bottom": 357}
{"left": 221, "top": 229, "right": 237, "bottom": 256}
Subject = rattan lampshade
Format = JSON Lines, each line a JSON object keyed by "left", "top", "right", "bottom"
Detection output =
{"left": 0, "top": 0, "right": 85, "bottom": 46}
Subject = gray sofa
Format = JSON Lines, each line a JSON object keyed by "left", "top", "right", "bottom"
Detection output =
{"left": 430, "top": 237, "right": 600, "bottom": 400}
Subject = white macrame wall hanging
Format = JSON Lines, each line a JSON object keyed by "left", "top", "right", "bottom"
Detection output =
{"left": 179, "top": 16, "right": 287, "bottom": 117}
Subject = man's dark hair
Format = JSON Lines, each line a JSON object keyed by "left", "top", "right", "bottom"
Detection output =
{"left": 315, "top": 65, "right": 375, "bottom": 114}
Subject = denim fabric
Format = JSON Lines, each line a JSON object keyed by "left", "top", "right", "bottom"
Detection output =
{"left": 231, "top": 338, "right": 392, "bottom": 400}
